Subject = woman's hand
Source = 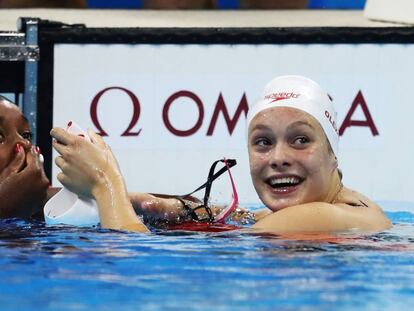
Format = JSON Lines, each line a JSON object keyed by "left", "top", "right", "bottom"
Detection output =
{"left": 0, "top": 145, "right": 49, "bottom": 219}
{"left": 51, "top": 128, "right": 121, "bottom": 199}
{"left": 51, "top": 127, "right": 148, "bottom": 232}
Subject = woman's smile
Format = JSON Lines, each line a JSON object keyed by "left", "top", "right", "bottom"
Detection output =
{"left": 265, "top": 173, "right": 304, "bottom": 195}
{"left": 248, "top": 107, "right": 338, "bottom": 212}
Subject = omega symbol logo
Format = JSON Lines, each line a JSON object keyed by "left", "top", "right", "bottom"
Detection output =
{"left": 90, "top": 87, "right": 142, "bottom": 137}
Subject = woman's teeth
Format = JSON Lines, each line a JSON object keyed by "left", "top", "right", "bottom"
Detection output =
{"left": 268, "top": 177, "right": 301, "bottom": 188}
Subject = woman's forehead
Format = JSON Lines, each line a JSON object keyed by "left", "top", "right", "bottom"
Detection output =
{"left": 0, "top": 98, "right": 17, "bottom": 110}
{"left": 249, "top": 107, "right": 320, "bottom": 130}
{"left": 0, "top": 100, "right": 27, "bottom": 124}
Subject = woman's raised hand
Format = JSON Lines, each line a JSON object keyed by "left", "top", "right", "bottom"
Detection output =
{"left": 51, "top": 128, "right": 121, "bottom": 199}
{"left": 51, "top": 127, "right": 148, "bottom": 232}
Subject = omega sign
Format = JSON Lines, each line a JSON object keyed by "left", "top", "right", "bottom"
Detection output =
{"left": 90, "top": 87, "right": 379, "bottom": 137}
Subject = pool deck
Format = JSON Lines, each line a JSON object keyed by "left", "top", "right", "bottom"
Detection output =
{"left": 0, "top": 9, "right": 406, "bottom": 31}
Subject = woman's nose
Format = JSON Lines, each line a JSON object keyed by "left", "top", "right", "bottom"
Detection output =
{"left": 269, "top": 143, "right": 291, "bottom": 169}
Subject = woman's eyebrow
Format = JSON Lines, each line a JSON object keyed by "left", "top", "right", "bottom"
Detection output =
{"left": 286, "top": 121, "right": 315, "bottom": 131}
{"left": 250, "top": 124, "right": 270, "bottom": 132}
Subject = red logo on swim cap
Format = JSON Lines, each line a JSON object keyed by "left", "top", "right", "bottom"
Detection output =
{"left": 264, "top": 92, "right": 301, "bottom": 103}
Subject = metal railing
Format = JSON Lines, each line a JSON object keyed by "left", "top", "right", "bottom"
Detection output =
{"left": 0, "top": 18, "right": 39, "bottom": 144}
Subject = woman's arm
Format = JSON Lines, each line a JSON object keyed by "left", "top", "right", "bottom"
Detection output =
{"left": 252, "top": 201, "right": 392, "bottom": 233}
{"left": 91, "top": 170, "right": 148, "bottom": 232}
{"left": 129, "top": 192, "right": 225, "bottom": 224}
{"left": 129, "top": 192, "right": 189, "bottom": 223}
{"left": 50, "top": 128, "right": 149, "bottom": 232}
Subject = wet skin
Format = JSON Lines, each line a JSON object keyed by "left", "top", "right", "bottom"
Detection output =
{"left": 49, "top": 105, "right": 391, "bottom": 233}
{"left": 248, "top": 107, "right": 340, "bottom": 212}
{"left": 0, "top": 99, "right": 49, "bottom": 219}
{"left": 0, "top": 101, "right": 33, "bottom": 169}
{"left": 248, "top": 107, "right": 392, "bottom": 233}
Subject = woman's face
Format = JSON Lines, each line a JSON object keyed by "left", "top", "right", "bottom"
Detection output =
{"left": 0, "top": 99, "right": 33, "bottom": 172}
{"left": 248, "top": 107, "right": 338, "bottom": 212}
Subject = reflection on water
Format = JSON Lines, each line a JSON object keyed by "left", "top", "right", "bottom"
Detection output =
{"left": 0, "top": 212, "right": 413, "bottom": 310}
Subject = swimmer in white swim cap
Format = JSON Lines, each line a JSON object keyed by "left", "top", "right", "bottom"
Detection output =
{"left": 247, "top": 75, "right": 391, "bottom": 232}
{"left": 50, "top": 75, "right": 391, "bottom": 234}
{"left": 247, "top": 75, "right": 340, "bottom": 213}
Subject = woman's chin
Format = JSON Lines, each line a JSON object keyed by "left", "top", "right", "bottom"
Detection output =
{"left": 263, "top": 195, "right": 305, "bottom": 212}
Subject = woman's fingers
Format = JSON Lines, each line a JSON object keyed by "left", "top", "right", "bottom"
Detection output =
{"left": 0, "top": 144, "right": 26, "bottom": 178}
{"left": 25, "top": 147, "right": 38, "bottom": 168}
{"left": 13, "top": 145, "right": 26, "bottom": 172}
{"left": 25, "top": 147, "right": 46, "bottom": 176}
{"left": 88, "top": 129, "right": 106, "bottom": 148}
{"left": 56, "top": 171, "right": 68, "bottom": 186}
{"left": 26, "top": 146, "right": 44, "bottom": 169}
{"left": 54, "top": 155, "right": 66, "bottom": 171}
{"left": 51, "top": 126, "right": 120, "bottom": 199}
{"left": 52, "top": 127, "right": 104, "bottom": 152}
{"left": 50, "top": 127, "right": 76, "bottom": 146}
{"left": 52, "top": 139, "right": 70, "bottom": 157}
{"left": 34, "top": 146, "right": 44, "bottom": 165}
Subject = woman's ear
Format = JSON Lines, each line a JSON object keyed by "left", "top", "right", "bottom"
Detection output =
{"left": 334, "top": 156, "right": 338, "bottom": 168}
{"left": 330, "top": 154, "right": 338, "bottom": 172}
{"left": 332, "top": 157, "right": 342, "bottom": 180}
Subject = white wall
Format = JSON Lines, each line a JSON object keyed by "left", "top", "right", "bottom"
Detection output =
{"left": 54, "top": 43, "right": 414, "bottom": 210}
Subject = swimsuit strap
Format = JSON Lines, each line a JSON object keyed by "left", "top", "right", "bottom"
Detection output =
{"left": 177, "top": 158, "right": 237, "bottom": 223}
{"left": 346, "top": 200, "right": 369, "bottom": 207}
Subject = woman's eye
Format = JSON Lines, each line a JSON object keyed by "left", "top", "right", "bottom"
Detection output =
{"left": 0, "top": 133, "right": 4, "bottom": 144}
{"left": 22, "top": 131, "right": 33, "bottom": 142}
{"left": 292, "top": 136, "right": 310, "bottom": 146}
{"left": 254, "top": 138, "right": 271, "bottom": 147}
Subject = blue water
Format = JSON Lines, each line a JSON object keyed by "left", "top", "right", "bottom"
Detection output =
{"left": 0, "top": 211, "right": 413, "bottom": 311}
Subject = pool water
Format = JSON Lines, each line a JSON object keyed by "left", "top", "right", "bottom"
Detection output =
{"left": 0, "top": 211, "right": 413, "bottom": 311}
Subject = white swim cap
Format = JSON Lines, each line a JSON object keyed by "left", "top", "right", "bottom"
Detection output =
{"left": 247, "top": 75, "right": 339, "bottom": 156}
{"left": 44, "top": 189, "right": 99, "bottom": 227}
{"left": 43, "top": 121, "right": 100, "bottom": 227}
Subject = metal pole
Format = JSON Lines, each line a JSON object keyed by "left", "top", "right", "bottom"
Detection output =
{"left": 22, "top": 18, "right": 39, "bottom": 145}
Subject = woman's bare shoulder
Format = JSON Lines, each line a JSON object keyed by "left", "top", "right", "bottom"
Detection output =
{"left": 335, "top": 187, "right": 378, "bottom": 209}
{"left": 252, "top": 191, "right": 392, "bottom": 234}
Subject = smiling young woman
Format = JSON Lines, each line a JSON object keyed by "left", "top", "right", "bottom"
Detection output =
{"left": 248, "top": 108, "right": 340, "bottom": 212}
{"left": 248, "top": 75, "right": 391, "bottom": 233}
